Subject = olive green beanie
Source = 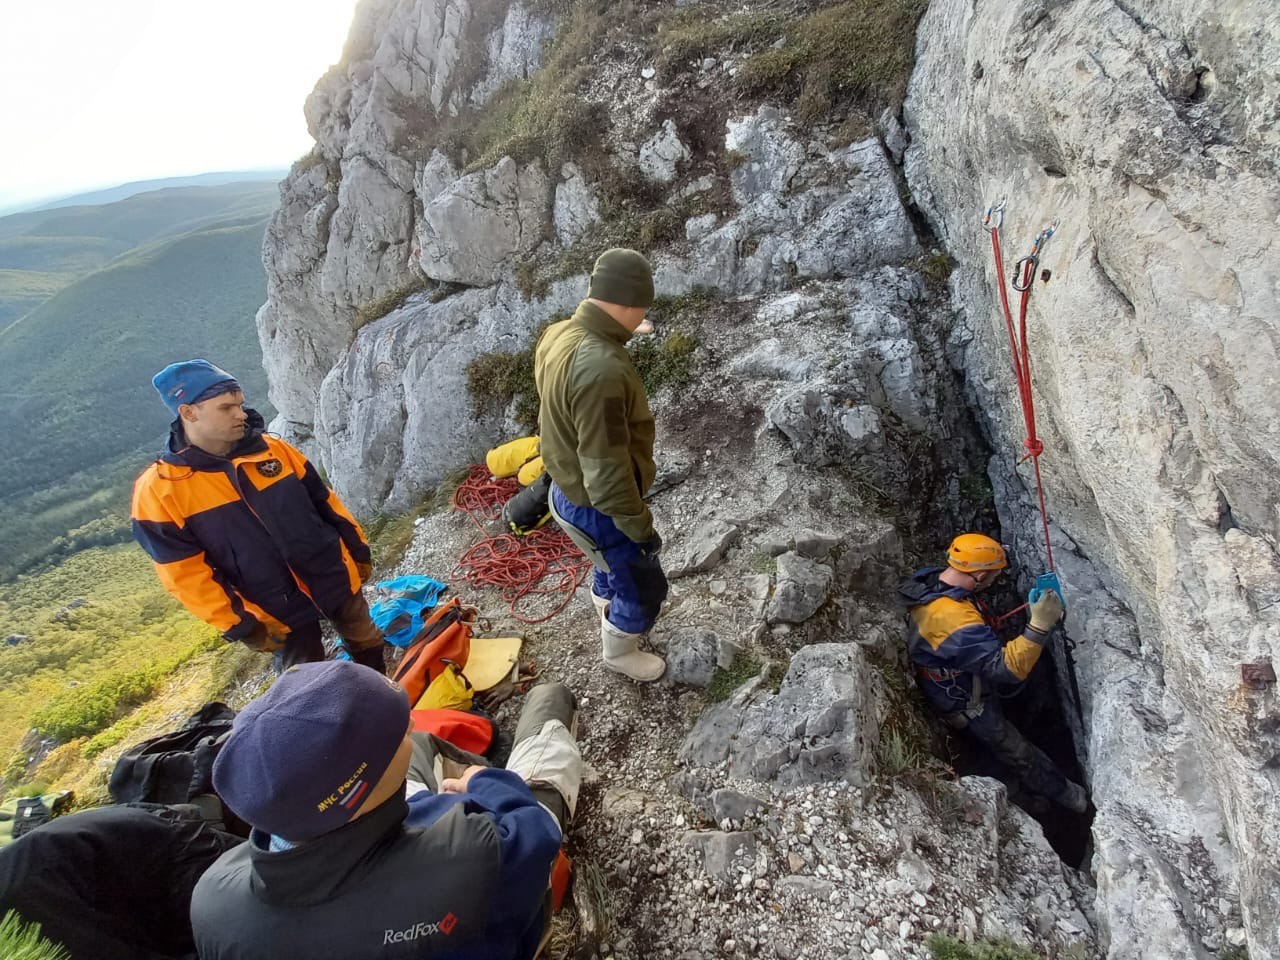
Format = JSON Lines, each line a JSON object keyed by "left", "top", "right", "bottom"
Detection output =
{"left": 588, "top": 248, "right": 655, "bottom": 308}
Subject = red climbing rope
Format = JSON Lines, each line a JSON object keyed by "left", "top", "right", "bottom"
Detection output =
{"left": 450, "top": 465, "right": 592, "bottom": 624}
{"left": 983, "top": 198, "right": 1057, "bottom": 573}
{"left": 452, "top": 467, "right": 519, "bottom": 518}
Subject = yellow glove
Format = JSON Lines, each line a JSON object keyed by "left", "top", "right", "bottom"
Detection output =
{"left": 1028, "top": 589, "right": 1065, "bottom": 632}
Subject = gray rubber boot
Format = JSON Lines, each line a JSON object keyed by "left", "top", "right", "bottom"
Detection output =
{"left": 600, "top": 614, "right": 665, "bottom": 682}
{"left": 589, "top": 590, "right": 610, "bottom": 618}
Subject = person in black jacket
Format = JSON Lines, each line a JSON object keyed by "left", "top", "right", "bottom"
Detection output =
{"left": 191, "top": 660, "right": 582, "bottom": 960}
{"left": 0, "top": 803, "right": 240, "bottom": 960}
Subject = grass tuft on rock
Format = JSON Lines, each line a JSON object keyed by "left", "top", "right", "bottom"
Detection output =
{"left": 920, "top": 251, "right": 955, "bottom": 288}
{"left": 707, "top": 652, "right": 763, "bottom": 702}
{"left": 630, "top": 330, "right": 699, "bottom": 394}
{"left": 463, "top": 318, "right": 558, "bottom": 428}
{"left": 466, "top": 350, "right": 539, "bottom": 425}
{"left": 448, "top": 0, "right": 659, "bottom": 177}
{"left": 650, "top": 287, "right": 716, "bottom": 317}
{"left": 657, "top": 10, "right": 788, "bottom": 81}
{"left": 926, "top": 934, "right": 1046, "bottom": 960}
{"left": 0, "top": 911, "right": 71, "bottom": 960}
{"left": 354, "top": 276, "right": 429, "bottom": 329}
{"left": 868, "top": 651, "right": 937, "bottom": 778}
{"left": 734, "top": 0, "right": 929, "bottom": 123}
{"left": 366, "top": 468, "right": 473, "bottom": 569}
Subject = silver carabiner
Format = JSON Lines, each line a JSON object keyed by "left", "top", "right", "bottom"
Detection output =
{"left": 1031, "top": 217, "right": 1060, "bottom": 255}
{"left": 982, "top": 196, "right": 1007, "bottom": 230}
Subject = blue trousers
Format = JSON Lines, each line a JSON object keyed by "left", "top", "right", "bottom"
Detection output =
{"left": 551, "top": 484, "right": 668, "bottom": 634}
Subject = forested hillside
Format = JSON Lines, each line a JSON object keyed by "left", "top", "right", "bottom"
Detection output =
{"left": 0, "top": 182, "right": 278, "bottom": 330}
{"left": 0, "top": 183, "right": 279, "bottom": 580}
{"left": 0, "top": 543, "right": 258, "bottom": 801}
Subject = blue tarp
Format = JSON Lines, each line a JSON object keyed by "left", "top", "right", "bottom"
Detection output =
{"left": 367, "top": 575, "right": 449, "bottom": 648}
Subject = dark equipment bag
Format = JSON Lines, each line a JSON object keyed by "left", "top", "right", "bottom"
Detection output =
{"left": 502, "top": 470, "right": 553, "bottom": 535}
{"left": 108, "top": 702, "right": 236, "bottom": 806}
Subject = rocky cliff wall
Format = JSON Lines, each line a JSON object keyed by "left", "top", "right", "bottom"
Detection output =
{"left": 258, "top": 0, "right": 555, "bottom": 442}
{"left": 256, "top": 0, "right": 1277, "bottom": 955}
{"left": 905, "top": 2, "right": 1279, "bottom": 956}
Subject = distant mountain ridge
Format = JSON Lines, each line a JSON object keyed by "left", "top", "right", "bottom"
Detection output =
{"left": 0, "top": 178, "right": 280, "bottom": 579}
{"left": 0, "top": 170, "right": 289, "bottom": 216}
{"left": 0, "top": 181, "right": 280, "bottom": 331}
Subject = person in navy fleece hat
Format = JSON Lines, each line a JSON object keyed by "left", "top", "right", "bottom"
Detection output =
{"left": 213, "top": 660, "right": 412, "bottom": 841}
{"left": 192, "top": 660, "right": 585, "bottom": 960}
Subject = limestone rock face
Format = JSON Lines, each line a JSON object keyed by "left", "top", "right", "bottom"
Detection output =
{"left": 316, "top": 278, "right": 582, "bottom": 515}
{"left": 655, "top": 110, "right": 920, "bottom": 296}
{"left": 260, "top": 0, "right": 555, "bottom": 434}
{"left": 321, "top": 156, "right": 417, "bottom": 310}
{"left": 257, "top": 160, "right": 345, "bottom": 434}
{"left": 906, "top": 1, "right": 1280, "bottom": 955}
{"left": 679, "top": 644, "right": 888, "bottom": 788}
{"left": 552, "top": 163, "right": 601, "bottom": 246}
{"left": 766, "top": 552, "right": 833, "bottom": 624}
{"left": 416, "top": 156, "right": 552, "bottom": 286}
{"left": 637, "top": 119, "right": 691, "bottom": 184}
{"left": 469, "top": 3, "right": 556, "bottom": 106}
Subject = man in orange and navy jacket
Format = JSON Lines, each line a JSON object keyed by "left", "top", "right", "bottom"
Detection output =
{"left": 132, "top": 359, "right": 386, "bottom": 673}
{"left": 898, "top": 533, "right": 1087, "bottom": 812}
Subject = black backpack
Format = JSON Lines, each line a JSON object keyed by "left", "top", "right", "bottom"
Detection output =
{"left": 108, "top": 702, "right": 236, "bottom": 806}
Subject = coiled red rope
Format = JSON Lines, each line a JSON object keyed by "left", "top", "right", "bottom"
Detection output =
{"left": 984, "top": 200, "right": 1057, "bottom": 574}
{"left": 452, "top": 467, "right": 518, "bottom": 518}
{"left": 450, "top": 465, "right": 591, "bottom": 624}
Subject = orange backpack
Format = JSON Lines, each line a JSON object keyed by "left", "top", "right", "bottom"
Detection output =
{"left": 391, "top": 597, "right": 476, "bottom": 705}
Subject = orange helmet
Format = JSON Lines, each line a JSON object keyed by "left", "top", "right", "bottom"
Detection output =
{"left": 947, "top": 533, "right": 1007, "bottom": 573}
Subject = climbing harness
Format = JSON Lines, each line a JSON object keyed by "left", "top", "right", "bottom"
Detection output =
{"left": 983, "top": 198, "right": 1083, "bottom": 721}
{"left": 916, "top": 665, "right": 986, "bottom": 720}
{"left": 451, "top": 465, "right": 592, "bottom": 624}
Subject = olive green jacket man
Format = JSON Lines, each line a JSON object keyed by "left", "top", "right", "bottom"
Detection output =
{"left": 534, "top": 301, "right": 656, "bottom": 543}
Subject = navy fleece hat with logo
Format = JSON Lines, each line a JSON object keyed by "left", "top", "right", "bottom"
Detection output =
{"left": 151, "top": 359, "right": 240, "bottom": 417}
{"left": 213, "top": 661, "right": 410, "bottom": 842}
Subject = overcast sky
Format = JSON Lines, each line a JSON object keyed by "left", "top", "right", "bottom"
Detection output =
{"left": 0, "top": 0, "right": 362, "bottom": 209}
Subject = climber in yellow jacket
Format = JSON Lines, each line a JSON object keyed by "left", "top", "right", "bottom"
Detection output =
{"left": 898, "top": 533, "right": 1088, "bottom": 812}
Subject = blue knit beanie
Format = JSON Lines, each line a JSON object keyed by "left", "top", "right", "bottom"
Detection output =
{"left": 151, "top": 359, "right": 240, "bottom": 417}
{"left": 213, "top": 661, "right": 410, "bottom": 841}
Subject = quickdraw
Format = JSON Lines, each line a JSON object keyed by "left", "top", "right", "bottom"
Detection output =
{"left": 983, "top": 199, "right": 1083, "bottom": 722}
{"left": 982, "top": 197, "right": 1057, "bottom": 572}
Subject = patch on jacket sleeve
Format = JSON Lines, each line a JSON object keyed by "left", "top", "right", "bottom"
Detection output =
{"left": 604, "top": 396, "right": 627, "bottom": 447}
{"left": 257, "top": 459, "right": 283, "bottom": 478}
